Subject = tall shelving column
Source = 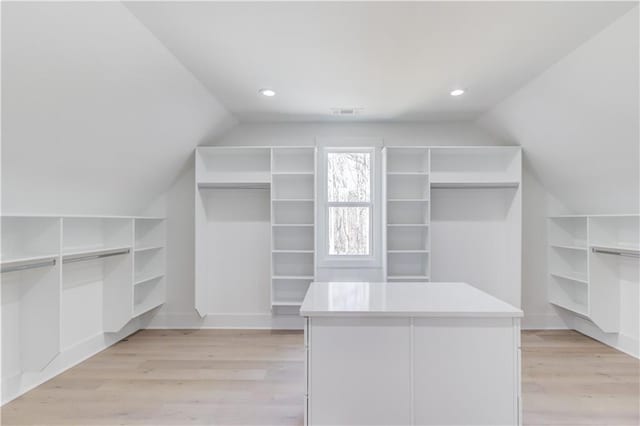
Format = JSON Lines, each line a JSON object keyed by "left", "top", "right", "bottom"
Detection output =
{"left": 384, "top": 147, "right": 431, "bottom": 282}
{"left": 547, "top": 216, "right": 590, "bottom": 317}
{"left": 271, "top": 147, "right": 316, "bottom": 312}
{"left": 133, "top": 218, "right": 166, "bottom": 318}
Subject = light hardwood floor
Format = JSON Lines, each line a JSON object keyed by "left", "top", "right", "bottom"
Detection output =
{"left": 1, "top": 330, "right": 638, "bottom": 425}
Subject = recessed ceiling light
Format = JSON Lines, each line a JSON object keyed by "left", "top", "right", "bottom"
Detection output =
{"left": 450, "top": 89, "right": 465, "bottom": 97}
{"left": 259, "top": 88, "right": 276, "bottom": 97}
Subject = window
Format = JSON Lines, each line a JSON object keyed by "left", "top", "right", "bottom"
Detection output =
{"left": 326, "top": 151, "right": 372, "bottom": 256}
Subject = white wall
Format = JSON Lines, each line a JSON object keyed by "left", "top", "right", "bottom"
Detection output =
{"left": 148, "top": 122, "right": 559, "bottom": 329}
{"left": 480, "top": 7, "right": 639, "bottom": 215}
{"left": 1, "top": 2, "right": 236, "bottom": 216}
{"left": 480, "top": 8, "right": 639, "bottom": 353}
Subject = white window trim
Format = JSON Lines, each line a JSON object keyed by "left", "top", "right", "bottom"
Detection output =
{"left": 317, "top": 147, "right": 382, "bottom": 269}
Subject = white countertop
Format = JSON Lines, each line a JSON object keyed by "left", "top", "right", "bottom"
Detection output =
{"left": 300, "top": 282, "right": 523, "bottom": 318}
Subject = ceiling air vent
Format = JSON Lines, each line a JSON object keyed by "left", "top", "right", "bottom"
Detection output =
{"left": 331, "top": 107, "right": 363, "bottom": 116}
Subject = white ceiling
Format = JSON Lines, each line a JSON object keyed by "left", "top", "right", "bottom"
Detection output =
{"left": 125, "top": 1, "right": 635, "bottom": 122}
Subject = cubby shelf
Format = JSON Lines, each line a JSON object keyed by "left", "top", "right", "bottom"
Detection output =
{"left": 549, "top": 299, "right": 588, "bottom": 317}
{"left": 549, "top": 272, "right": 588, "bottom": 285}
{"left": 134, "top": 273, "right": 165, "bottom": 286}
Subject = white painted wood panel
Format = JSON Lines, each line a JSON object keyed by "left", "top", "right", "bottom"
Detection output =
{"left": 308, "top": 316, "right": 412, "bottom": 426}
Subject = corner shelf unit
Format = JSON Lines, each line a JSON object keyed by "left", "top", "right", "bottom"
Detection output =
{"left": 548, "top": 214, "right": 639, "bottom": 332}
{"left": 1, "top": 215, "right": 165, "bottom": 383}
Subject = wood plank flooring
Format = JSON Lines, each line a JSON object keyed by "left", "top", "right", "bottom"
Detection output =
{"left": 2, "top": 329, "right": 638, "bottom": 425}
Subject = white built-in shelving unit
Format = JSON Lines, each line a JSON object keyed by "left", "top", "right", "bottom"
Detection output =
{"left": 382, "top": 146, "right": 522, "bottom": 308}
{"left": 383, "top": 147, "right": 431, "bottom": 282}
{"left": 195, "top": 146, "right": 316, "bottom": 317}
{"left": 271, "top": 148, "right": 317, "bottom": 311}
{"left": 196, "top": 145, "right": 522, "bottom": 315}
{"left": 1, "top": 215, "right": 165, "bottom": 391}
{"left": 548, "top": 214, "right": 639, "bottom": 332}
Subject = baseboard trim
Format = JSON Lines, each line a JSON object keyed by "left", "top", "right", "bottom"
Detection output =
{"left": 569, "top": 316, "right": 640, "bottom": 359}
{"left": 1, "top": 319, "right": 141, "bottom": 405}
{"left": 521, "top": 313, "right": 569, "bottom": 330}
{"left": 145, "top": 312, "right": 305, "bottom": 330}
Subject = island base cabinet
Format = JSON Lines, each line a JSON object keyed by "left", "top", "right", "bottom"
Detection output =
{"left": 305, "top": 316, "right": 521, "bottom": 426}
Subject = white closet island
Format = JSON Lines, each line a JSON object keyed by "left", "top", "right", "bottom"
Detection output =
{"left": 301, "top": 281, "right": 523, "bottom": 426}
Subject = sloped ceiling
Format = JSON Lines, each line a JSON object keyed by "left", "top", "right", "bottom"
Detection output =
{"left": 1, "top": 2, "right": 236, "bottom": 215}
{"left": 124, "top": 1, "right": 634, "bottom": 122}
{"left": 480, "top": 7, "right": 639, "bottom": 214}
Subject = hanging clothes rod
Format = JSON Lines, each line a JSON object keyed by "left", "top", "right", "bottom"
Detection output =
{"left": 1, "top": 258, "right": 57, "bottom": 274}
{"left": 591, "top": 246, "right": 640, "bottom": 258}
{"left": 63, "top": 248, "right": 130, "bottom": 264}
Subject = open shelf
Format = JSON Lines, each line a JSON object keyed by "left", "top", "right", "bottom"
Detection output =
{"left": 386, "top": 174, "right": 429, "bottom": 199}
{"left": 388, "top": 226, "right": 429, "bottom": 251}
{"left": 135, "top": 218, "right": 165, "bottom": 249}
{"left": 272, "top": 147, "right": 315, "bottom": 174}
{"left": 134, "top": 273, "right": 165, "bottom": 286}
{"left": 430, "top": 147, "right": 520, "bottom": 185}
{"left": 385, "top": 147, "right": 429, "bottom": 174}
{"left": 387, "top": 252, "right": 429, "bottom": 278}
{"left": 273, "top": 226, "right": 314, "bottom": 251}
{"left": 273, "top": 201, "right": 314, "bottom": 225}
{"left": 550, "top": 299, "right": 588, "bottom": 317}
{"left": 196, "top": 147, "right": 271, "bottom": 185}
{"left": 1, "top": 217, "right": 60, "bottom": 263}
{"left": 62, "top": 217, "right": 132, "bottom": 255}
{"left": 272, "top": 173, "right": 314, "bottom": 199}
{"left": 134, "top": 248, "right": 164, "bottom": 283}
{"left": 549, "top": 272, "right": 588, "bottom": 284}
{"left": 133, "top": 276, "right": 165, "bottom": 317}
{"left": 387, "top": 200, "right": 429, "bottom": 225}
{"left": 548, "top": 217, "right": 588, "bottom": 248}
{"left": 272, "top": 252, "right": 314, "bottom": 277}
{"left": 549, "top": 274, "right": 589, "bottom": 316}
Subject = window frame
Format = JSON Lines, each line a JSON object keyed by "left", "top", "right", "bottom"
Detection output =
{"left": 318, "top": 147, "right": 380, "bottom": 268}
